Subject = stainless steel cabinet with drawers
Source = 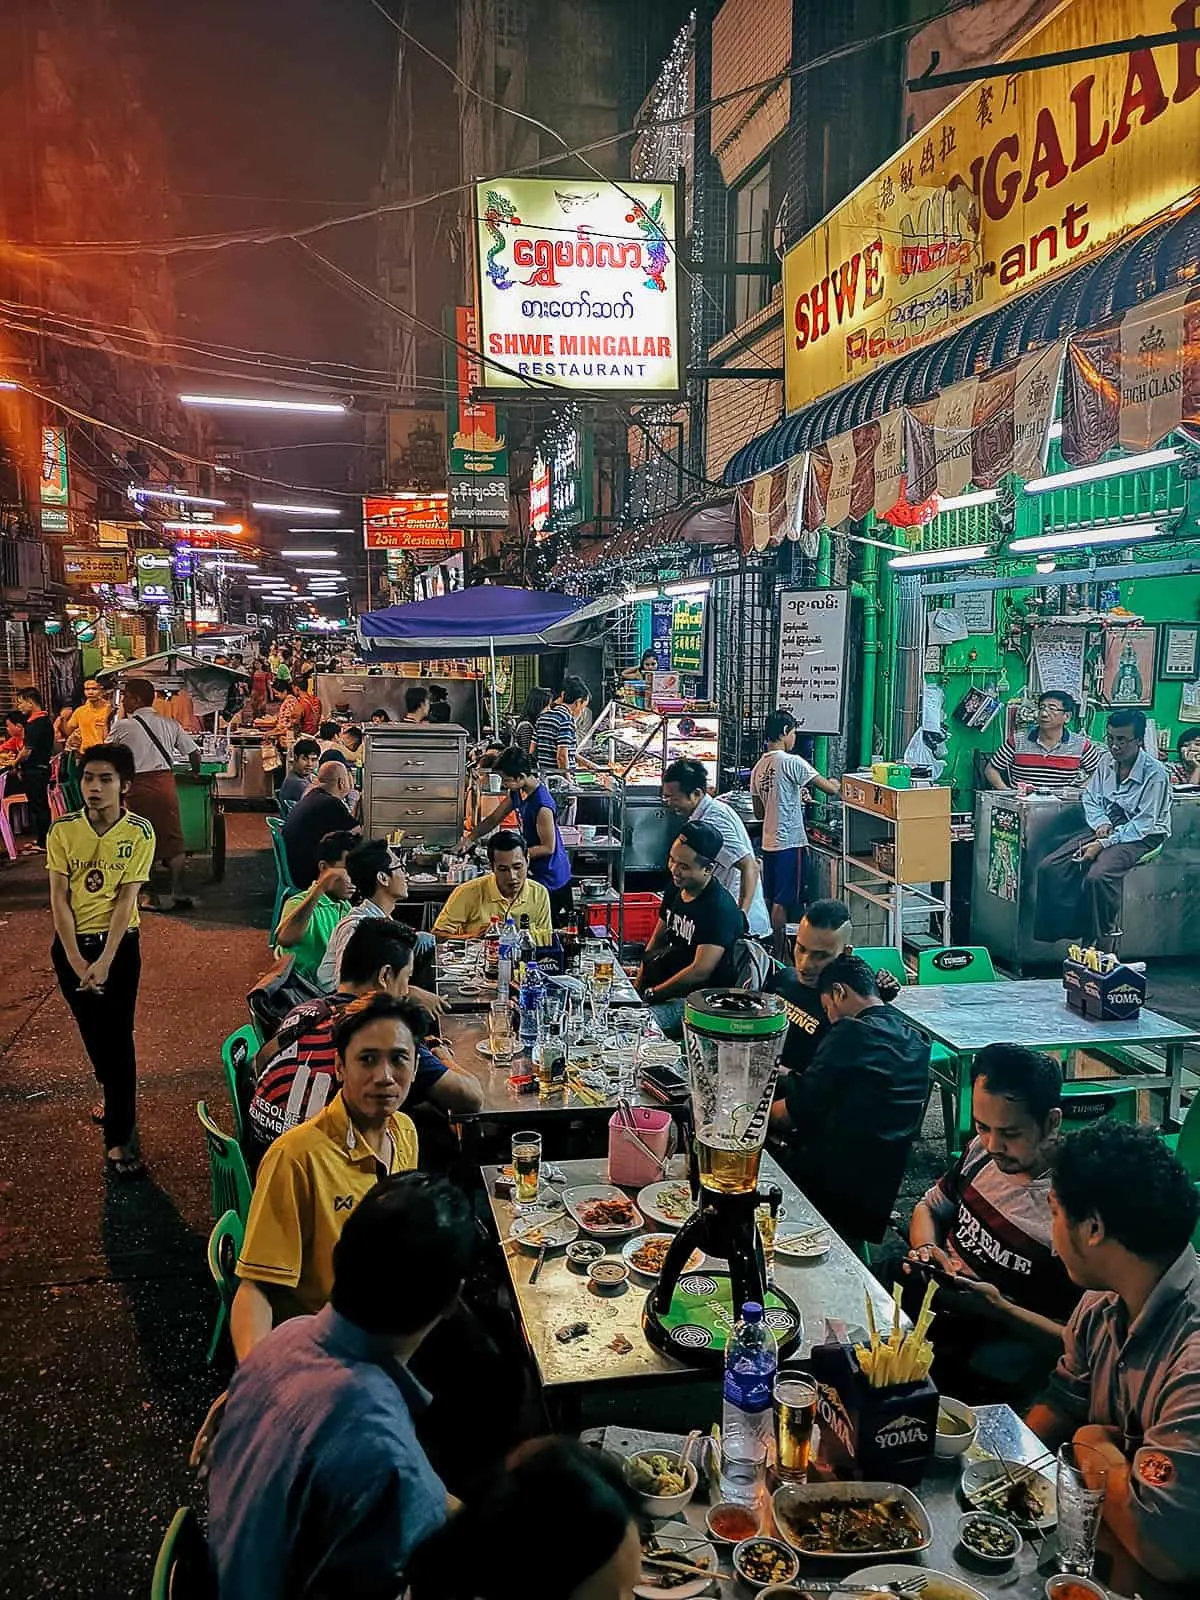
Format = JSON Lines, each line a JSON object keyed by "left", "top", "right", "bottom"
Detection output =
{"left": 362, "top": 725, "right": 468, "bottom": 846}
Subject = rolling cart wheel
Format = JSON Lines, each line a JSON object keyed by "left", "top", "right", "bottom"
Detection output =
{"left": 211, "top": 809, "right": 227, "bottom": 883}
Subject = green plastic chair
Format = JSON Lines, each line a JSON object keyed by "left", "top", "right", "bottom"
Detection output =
{"left": 917, "top": 946, "right": 998, "bottom": 985}
{"left": 206, "top": 1207, "right": 245, "bottom": 1364}
{"left": 220, "top": 1025, "right": 259, "bottom": 1146}
{"left": 854, "top": 946, "right": 910, "bottom": 988}
{"left": 266, "top": 814, "right": 297, "bottom": 934}
{"left": 1163, "top": 1094, "right": 1200, "bottom": 1179}
{"left": 197, "top": 1100, "right": 253, "bottom": 1226}
{"left": 150, "top": 1506, "right": 212, "bottom": 1600}
{"left": 1060, "top": 1082, "right": 1140, "bottom": 1129}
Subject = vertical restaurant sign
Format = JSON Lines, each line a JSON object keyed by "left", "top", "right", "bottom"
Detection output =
{"left": 783, "top": 0, "right": 1200, "bottom": 414}
{"left": 474, "top": 176, "right": 682, "bottom": 396}
{"left": 775, "top": 588, "right": 850, "bottom": 734}
{"left": 41, "top": 426, "right": 69, "bottom": 504}
{"left": 133, "top": 548, "right": 173, "bottom": 604}
{"left": 549, "top": 426, "right": 593, "bottom": 529}
{"left": 450, "top": 305, "right": 508, "bottom": 476}
{"left": 670, "top": 597, "right": 706, "bottom": 676}
{"left": 528, "top": 454, "right": 551, "bottom": 533}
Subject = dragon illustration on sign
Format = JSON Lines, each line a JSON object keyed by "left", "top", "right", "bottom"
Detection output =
{"left": 482, "top": 190, "right": 521, "bottom": 290}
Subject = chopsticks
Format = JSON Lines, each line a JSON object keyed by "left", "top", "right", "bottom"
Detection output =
{"left": 776, "top": 1225, "right": 829, "bottom": 1250}
{"left": 528, "top": 1243, "right": 547, "bottom": 1284}
{"left": 615, "top": 1096, "right": 672, "bottom": 1176}
{"left": 641, "top": 1555, "right": 729, "bottom": 1582}
{"left": 970, "top": 1455, "right": 1055, "bottom": 1507}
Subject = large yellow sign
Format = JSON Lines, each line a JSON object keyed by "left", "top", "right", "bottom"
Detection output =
{"left": 783, "top": 0, "right": 1200, "bottom": 414}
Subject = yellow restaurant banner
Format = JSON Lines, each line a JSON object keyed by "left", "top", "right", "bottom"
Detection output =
{"left": 783, "top": 0, "right": 1200, "bottom": 414}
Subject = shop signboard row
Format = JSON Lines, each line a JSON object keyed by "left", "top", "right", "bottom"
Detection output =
{"left": 783, "top": 0, "right": 1200, "bottom": 415}
{"left": 473, "top": 177, "right": 683, "bottom": 399}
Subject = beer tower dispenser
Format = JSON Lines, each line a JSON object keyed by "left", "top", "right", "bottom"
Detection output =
{"left": 643, "top": 991, "right": 803, "bottom": 1369}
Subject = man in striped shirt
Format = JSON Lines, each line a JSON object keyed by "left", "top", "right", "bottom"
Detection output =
{"left": 533, "top": 675, "right": 595, "bottom": 779}
{"left": 985, "top": 691, "right": 1101, "bottom": 793}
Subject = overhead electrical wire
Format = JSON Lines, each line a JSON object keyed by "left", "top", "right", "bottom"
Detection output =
{"left": 10, "top": 0, "right": 977, "bottom": 256}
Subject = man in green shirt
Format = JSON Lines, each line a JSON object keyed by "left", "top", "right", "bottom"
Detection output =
{"left": 273, "top": 829, "right": 356, "bottom": 983}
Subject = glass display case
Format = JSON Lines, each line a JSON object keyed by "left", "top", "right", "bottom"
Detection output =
{"left": 580, "top": 701, "right": 722, "bottom": 791}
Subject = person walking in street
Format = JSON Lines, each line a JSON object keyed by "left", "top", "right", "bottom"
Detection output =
{"left": 15, "top": 685, "right": 53, "bottom": 853}
{"left": 65, "top": 678, "right": 113, "bottom": 754}
{"left": 46, "top": 742, "right": 155, "bottom": 1179}
{"left": 108, "top": 676, "right": 201, "bottom": 911}
{"left": 751, "top": 709, "right": 842, "bottom": 950}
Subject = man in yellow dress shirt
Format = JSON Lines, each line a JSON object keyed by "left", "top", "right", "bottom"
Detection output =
{"left": 432, "top": 830, "right": 553, "bottom": 942}
{"left": 231, "top": 991, "right": 422, "bottom": 1359}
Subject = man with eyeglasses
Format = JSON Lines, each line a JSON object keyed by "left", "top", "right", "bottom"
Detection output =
{"left": 1034, "top": 708, "right": 1171, "bottom": 950}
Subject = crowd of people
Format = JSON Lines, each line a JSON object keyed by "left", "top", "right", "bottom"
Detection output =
{"left": 22, "top": 651, "right": 1200, "bottom": 1595}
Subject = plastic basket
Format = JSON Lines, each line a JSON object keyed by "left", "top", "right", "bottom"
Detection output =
{"left": 596, "top": 892, "right": 662, "bottom": 945}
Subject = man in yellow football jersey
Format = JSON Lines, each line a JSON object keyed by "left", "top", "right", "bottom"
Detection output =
{"left": 46, "top": 742, "right": 156, "bottom": 1178}
{"left": 231, "top": 991, "right": 423, "bottom": 1358}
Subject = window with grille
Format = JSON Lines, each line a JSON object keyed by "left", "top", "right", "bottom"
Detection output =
{"left": 730, "top": 163, "right": 773, "bottom": 330}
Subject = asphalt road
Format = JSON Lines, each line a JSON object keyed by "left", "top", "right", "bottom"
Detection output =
{"left": 0, "top": 812, "right": 274, "bottom": 1599}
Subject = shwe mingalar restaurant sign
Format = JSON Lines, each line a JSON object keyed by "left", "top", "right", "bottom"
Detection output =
{"left": 473, "top": 177, "right": 682, "bottom": 398}
{"left": 783, "top": 0, "right": 1200, "bottom": 414}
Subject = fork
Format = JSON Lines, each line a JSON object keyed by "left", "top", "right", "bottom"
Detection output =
{"left": 794, "top": 1580, "right": 926, "bottom": 1596}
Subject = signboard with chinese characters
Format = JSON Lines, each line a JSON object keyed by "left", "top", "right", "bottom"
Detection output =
{"left": 528, "top": 454, "right": 551, "bottom": 533}
{"left": 63, "top": 548, "right": 130, "bottom": 587}
{"left": 783, "top": 0, "right": 1200, "bottom": 413}
{"left": 474, "top": 176, "right": 683, "bottom": 398}
{"left": 449, "top": 474, "right": 511, "bottom": 528}
{"left": 40, "top": 426, "right": 69, "bottom": 504}
{"left": 363, "top": 494, "right": 461, "bottom": 550}
{"left": 133, "top": 548, "right": 173, "bottom": 604}
{"left": 775, "top": 588, "right": 850, "bottom": 734}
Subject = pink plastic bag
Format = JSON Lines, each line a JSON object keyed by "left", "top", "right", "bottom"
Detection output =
{"left": 607, "top": 1106, "right": 676, "bottom": 1189}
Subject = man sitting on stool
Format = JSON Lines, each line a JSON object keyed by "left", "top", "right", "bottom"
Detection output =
{"left": 1034, "top": 709, "right": 1171, "bottom": 951}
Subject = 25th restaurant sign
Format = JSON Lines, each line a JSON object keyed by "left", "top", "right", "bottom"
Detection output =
{"left": 473, "top": 177, "right": 684, "bottom": 399}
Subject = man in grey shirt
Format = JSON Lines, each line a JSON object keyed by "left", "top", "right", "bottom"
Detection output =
{"left": 1026, "top": 1123, "right": 1200, "bottom": 1585}
{"left": 209, "top": 1172, "right": 469, "bottom": 1600}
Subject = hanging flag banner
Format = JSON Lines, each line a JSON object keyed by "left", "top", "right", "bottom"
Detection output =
{"left": 474, "top": 176, "right": 683, "bottom": 398}
{"left": 1062, "top": 284, "right": 1200, "bottom": 464}
{"left": 873, "top": 411, "right": 906, "bottom": 517}
{"left": 783, "top": 0, "right": 1200, "bottom": 414}
{"left": 737, "top": 461, "right": 792, "bottom": 555}
{"left": 40, "top": 426, "right": 69, "bottom": 505}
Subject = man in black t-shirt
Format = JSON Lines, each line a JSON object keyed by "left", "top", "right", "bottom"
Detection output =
{"left": 765, "top": 897, "right": 901, "bottom": 1076}
{"left": 634, "top": 820, "right": 745, "bottom": 1037}
{"left": 282, "top": 761, "right": 359, "bottom": 887}
{"left": 770, "top": 954, "right": 930, "bottom": 1245}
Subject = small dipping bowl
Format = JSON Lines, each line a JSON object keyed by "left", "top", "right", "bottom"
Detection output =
{"left": 1044, "top": 1578, "right": 1108, "bottom": 1600}
{"left": 566, "top": 1239, "right": 605, "bottom": 1274}
{"left": 705, "top": 1500, "right": 761, "bottom": 1546}
{"left": 588, "top": 1259, "right": 629, "bottom": 1294}
{"left": 957, "top": 1510, "right": 1022, "bottom": 1567}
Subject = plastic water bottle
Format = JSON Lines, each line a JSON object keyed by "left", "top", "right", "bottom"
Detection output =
{"left": 721, "top": 1301, "right": 777, "bottom": 1503}
{"left": 518, "top": 961, "right": 545, "bottom": 1051}
{"left": 497, "top": 915, "right": 518, "bottom": 1001}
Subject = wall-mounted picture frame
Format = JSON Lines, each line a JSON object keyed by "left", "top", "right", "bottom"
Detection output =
{"left": 1159, "top": 623, "right": 1200, "bottom": 681}
{"left": 1101, "top": 626, "right": 1156, "bottom": 709}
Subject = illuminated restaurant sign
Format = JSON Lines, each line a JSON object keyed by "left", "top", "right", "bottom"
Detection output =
{"left": 474, "top": 176, "right": 683, "bottom": 398}
{"left": 783, "top": 0, "right": 1200, "bottom": 414}
{"left": 63, "top": 548, "right": 130, "bottom": 587}
{"left": 362, "top": 494, "right": 462, "bottom": 551}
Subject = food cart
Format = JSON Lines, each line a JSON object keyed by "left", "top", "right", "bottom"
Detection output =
{"left": 97, "top": 650, "right": 245, "bottom": 882}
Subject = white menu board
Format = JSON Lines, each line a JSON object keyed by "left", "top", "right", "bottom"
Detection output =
{"left": 775, "top": 588, "right": 849, "bottom": 735}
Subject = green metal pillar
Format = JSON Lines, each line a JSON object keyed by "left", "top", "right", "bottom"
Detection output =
{"left": 875, "top": 524, "right": 899, "bottom": 762}
{"left": 857, "top": 539, "right": 880, "bottom": 770}
{"left": 813, "top": 531, "right": 832, "bottom": 775}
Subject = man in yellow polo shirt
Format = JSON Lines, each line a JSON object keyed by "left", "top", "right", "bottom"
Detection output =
{"left": 432, "top": 829, "right": 553, "bottom": 941}
{"left": 66, "top": 679, "right": 113, "bottom": 753}
{"left": 231, "top": 991, "right": 423, "bottom": 1358}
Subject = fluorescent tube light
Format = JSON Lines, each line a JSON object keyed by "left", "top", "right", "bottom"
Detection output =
{"left": 1023, "top": 447, "right": 1181, "bottom": 494}
{"left": 935, "top": 490, "right": 998, "bottom": 513}
{"left": 662, "top": 579, "right": 712, "bottom": 597}
{"left": 889, "top": 543, "right": 992, "bottom": 571}
{"left": 252, "top": 502, "right": 342, "bottom": 516}
{"left": 180, "top": 394, "right": 346, "bottom": 415}
{"left": 625, "top": 586, "right": 661, "bottom": 603}
{"left": 1009, "top": 522, "right": 1166, "bottom": 554}
{"left": 131, "top": 488, "right": 226, "bottom": 506}
{"left": 159, "top": 521, "right": 244, "bottom": 534}
{"left": 281, "top": 549, "right": 338, "bottom": 558}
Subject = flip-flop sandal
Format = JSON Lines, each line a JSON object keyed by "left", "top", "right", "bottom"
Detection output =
{"left": 90, "top": 1103, "right": 105, "bottom": 1124}
{"left": 106, "top": 1152, "right": 147, "bottom": 1180}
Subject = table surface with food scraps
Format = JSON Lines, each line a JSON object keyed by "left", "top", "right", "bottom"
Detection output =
{"left": 483, "top": 1153, "right": 900, "bottom": 1391}
{"left": 591, "top": 1407, "right": 1176, "bottom": 1600}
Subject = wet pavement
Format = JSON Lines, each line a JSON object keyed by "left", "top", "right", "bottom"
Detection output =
{"left": 0, "top": 811, "right": 274, "bottom": 1599}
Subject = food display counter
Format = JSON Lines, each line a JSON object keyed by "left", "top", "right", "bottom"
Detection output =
{"left": 315, "top": 672, "right": 482, "bottom": 735}
{"left": 214, "top": 732, "right": 276, "bottom": 804}
{"left": 578, "top": 702, "right": 722, "bottom": 872}
{"left": 971, "top": 787, "right": 1200, "bottom": 971}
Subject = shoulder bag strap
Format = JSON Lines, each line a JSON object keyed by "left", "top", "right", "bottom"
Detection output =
{"left": 132, "top": 711, "right": 177, "bottom": 768}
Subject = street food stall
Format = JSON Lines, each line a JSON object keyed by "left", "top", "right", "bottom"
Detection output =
{"left": 97, "top": 649, "right": 244, "bottom": 879}
{"left": 314, "top": 670, "right": 482, "bottom": 734}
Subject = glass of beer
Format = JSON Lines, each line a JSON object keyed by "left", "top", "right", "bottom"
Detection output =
{"left": 773, "top": 1373, "right": 818, "bottom": 1483}
{"left": 756, "top": 1202, "right": 784, "bottom": 1287}
{"left": 488, "top": 1000, "right": 517, "bottom": 1063}
{"left": 511, "top": 1130, "right": 542, "bottom": 1206}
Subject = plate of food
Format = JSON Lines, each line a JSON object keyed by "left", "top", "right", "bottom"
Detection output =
{"left": 853, "top": 1564, "right": 987, "bottom": 1600}
{"left": 622, "top": 1233, "right": 704, "bottom": 1280}
{"left": 772, "top": 1481, "right": 932, "bottom": 1560}
{"left": 635, "top": 1520, "right": 717, "bottom": 1598}
{"left": 508, "top": 1209, "right": 578, "bottom": 1252}
{"left": 637, "top": 1180, "right": 695, "bottom": 1230}
{"left": 562, "top": 1184, "right": 644, "bottom": 1236}
{"left": 774, "top": 1224, "right": 831, "bottom": 1260}
{"left": 961, "top": 1458, "right": 1057, "bottom": 1531}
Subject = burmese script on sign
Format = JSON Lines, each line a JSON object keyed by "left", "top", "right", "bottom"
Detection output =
{"left": 474, "top": 176, "right": 682, "bottom": 396}
{"left": 775, "top": 589, "right": 849, "bottom": 736}
{"left": 783, "top": 0, "right": 1200, "bottom": 412}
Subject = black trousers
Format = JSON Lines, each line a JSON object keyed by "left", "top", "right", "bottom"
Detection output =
{"left": 1034, "top": 831, "right": 1164, "bottom": 945}
{"left": 22, "top": 763, "right": 51, "bottom": 846}
{"left": 51, "top": 931, "right": 141, "bottom": 1148}
{"left": 547, "top": 881, "right": 575, "bottom": 927}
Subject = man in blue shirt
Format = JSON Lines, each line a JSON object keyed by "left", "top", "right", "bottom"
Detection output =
{"left": 208, "top": 1172, "right": 470, "bottom": 1600}
{"left": 1035, "top": 709, "right": 1172, "bottom": 949}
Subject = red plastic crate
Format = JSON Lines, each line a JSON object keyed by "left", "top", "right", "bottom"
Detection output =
{"left": 593, "top": 892, "right": 662, "bottom": 945}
